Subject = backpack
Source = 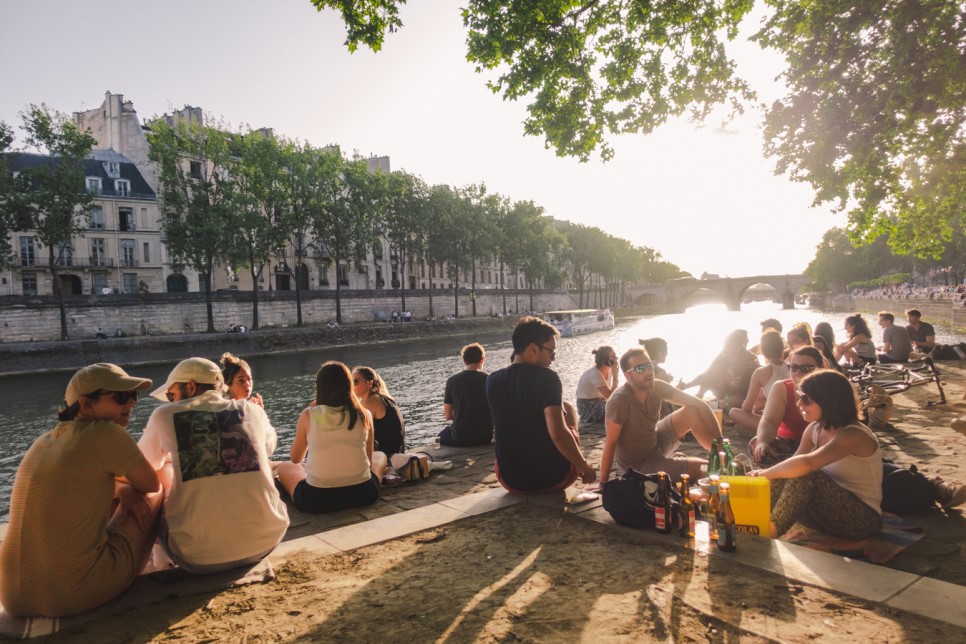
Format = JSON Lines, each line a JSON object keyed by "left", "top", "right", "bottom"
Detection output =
{"left": 602, "top": 469, "right": 680, "bottom": 529}
{"left": 881, "top": 462, "right": 938, "bottom": 514}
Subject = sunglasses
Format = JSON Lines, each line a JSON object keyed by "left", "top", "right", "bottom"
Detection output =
{"left": 787, "top": 363, "right": 818, "bottom": 374}
{"left": 797, "top": 391, "right": 814, "bottom": 406}
{"left": 539, "top": 345, "right": 556, "bottom": 359}
{"left": 89, "top": 390, "right": 139, "bottom": 404}
{"left": 627, "top": 363, "right": 654, "bottom": 374}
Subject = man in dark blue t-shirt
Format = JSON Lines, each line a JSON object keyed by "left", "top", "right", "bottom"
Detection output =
{"left": 438, "top": 342, "right": 493, "bottom": 446}
{"left": 486, "top": 317, "right": 596, "bottom": 493}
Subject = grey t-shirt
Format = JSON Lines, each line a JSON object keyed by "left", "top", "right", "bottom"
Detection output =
{"left": 883, "top": 324, "right": 912, "bottom": 360}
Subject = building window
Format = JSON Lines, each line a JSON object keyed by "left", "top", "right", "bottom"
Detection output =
{"left": 143, "top": 242, "right": 150, "bottom": 263}
{"left": 19, "top": 236, "right": 35, "bottom": 266}
{"left": 338, "top": 264, "right": 349, "bottom": 286}
{"left": 122, "top": 273, "right": 138, "bottom": 294}
{"left": 190, "top": 160, "right": 203, "bottom": 180}
{"left": 106, "top": 161, "right": 120, "bottom": 177}
{"left": 115, "top": 180, "right": 130, "bottom": 196}
{"left": 92, "top": 272, "right": 108, "bottom": 294}
{"left": 22, "top": 273, "right": 38, "bottom": 296}
{"left": 118, "top": 208, "right": 135, "bottom": 231}
{"left": 140, "top": 207, "right": 149, "bottom": 229}
{"left": 121, "top": 239, "right": 136, "bottom": 267}
{"left": 86, "top": 177, "right": 102, "bottom": 194}
{"left": 57, "top": 242, "right": 74, "bottom": 267}
{"left": 89, "top": 207, "right": 105, "bottom": 229}
{"left": 90, "top": 238, "right": 106, "bottom": 267}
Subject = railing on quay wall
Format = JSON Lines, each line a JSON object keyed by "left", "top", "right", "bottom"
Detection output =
{"left": 829, "top": 295, "right": 966, "bottom": 331}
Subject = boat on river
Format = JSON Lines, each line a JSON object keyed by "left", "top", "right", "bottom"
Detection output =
{"left": 544, "top": 309, "right": 615, "bottom": 337}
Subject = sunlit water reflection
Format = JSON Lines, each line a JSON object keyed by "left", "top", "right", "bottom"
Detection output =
{"left": 2, "top": 302, "right": 964, "bottom": 520}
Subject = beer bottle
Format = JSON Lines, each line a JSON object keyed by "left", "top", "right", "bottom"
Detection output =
{"left": 707, "top": 474, "right": 721, "bottom": 541}
{"left": 718, "top": 450, "right": 728, "bottom": 480}
{"left": 717, "top": 481, "right": 737, "bottom": 552}
{"left": 678, "top": 474, "right": 695, "bottom": 538}
{"left": 708, "top": 438, "right": 720, "bottom": 476}
{"left": 654, "top": 471, "right": 672, "bottom": 534}
{"left": 722, "top": 439, "right": 735, "bottom": 474}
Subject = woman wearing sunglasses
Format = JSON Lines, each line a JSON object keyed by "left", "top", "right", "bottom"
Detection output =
{"left": 751, "top": 369, "right": 882, "bottom": 539}
{"left": 0, "top": 364, "right": 161, "bottom": 617}
{"left": 749, "top": 346, "right": 824, "bottom": 467}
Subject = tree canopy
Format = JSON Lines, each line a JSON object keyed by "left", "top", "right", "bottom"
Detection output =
{"left": 310, "top": 0, "right": 965, "bottom": 258}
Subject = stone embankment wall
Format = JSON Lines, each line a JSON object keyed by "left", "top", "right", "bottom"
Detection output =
{"left": 829, "top": 296, "right": 966, "bottom": 331}
{"left": 0, "top": 316, "right": 522, "bottom": 376}
{"left": 0, "top": 289, "right": 578, "bottom": 375}
{"left": 0, "top": 289, "right": 574, "bottom": 343}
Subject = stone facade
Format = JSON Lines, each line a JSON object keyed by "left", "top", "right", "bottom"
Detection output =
{"left": 0, "top": 289, "right": 576, "bottom": 343}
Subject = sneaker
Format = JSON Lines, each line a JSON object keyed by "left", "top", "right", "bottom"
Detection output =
{"left": 930, "top": 476, "right": 966, "bottom": 508}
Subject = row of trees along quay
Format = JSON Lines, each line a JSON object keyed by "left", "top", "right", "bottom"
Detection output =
{"left": 0, "top": 107, "right": 684, "bottom": 340}
{"left": 312, "top": 1, "right": 963, "bottom": 260}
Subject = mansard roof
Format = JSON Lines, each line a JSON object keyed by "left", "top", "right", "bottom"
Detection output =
{"left": 7, "top": 149, "right": 156, "bottom": 200}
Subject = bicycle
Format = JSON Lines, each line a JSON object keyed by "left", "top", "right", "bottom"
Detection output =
{"left": 849, "top": 357, "right": 947, "bottom": 408}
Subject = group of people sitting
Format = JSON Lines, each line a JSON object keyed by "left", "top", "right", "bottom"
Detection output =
{"left": 2, "top": 312, "right": 961, "bottom": 619}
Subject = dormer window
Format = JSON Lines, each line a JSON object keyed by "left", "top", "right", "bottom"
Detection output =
{"left": 105, "top": 161, "right": 120, "bottom": 177}
{"left": 86, "top": 177, "right": 102, "bottom": 194}
{"left": 115, "top": 179, "right": 130, "bottom": 196}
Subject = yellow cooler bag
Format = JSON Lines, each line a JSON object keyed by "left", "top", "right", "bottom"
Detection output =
{"left": 720, "top": 476, "right": 771, "bottom": 538}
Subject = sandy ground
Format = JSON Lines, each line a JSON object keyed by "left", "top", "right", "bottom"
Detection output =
{"left": 40, "top": 361, "right": 966, "bottom": 642}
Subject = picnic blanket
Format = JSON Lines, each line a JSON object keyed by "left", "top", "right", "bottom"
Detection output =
{"left": 0, "top": 557, "right": 274, "bottom": 639}
{"left": 779, "top": 513, "right": 924, "bottom": 564}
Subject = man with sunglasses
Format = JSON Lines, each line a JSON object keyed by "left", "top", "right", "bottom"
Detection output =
{"left": 486, "top": 317, "right": 596, "bottom": 493}
{"left": 138, "top": 358, "right": 289, "bottom": 574}
{"left": 749, "top": 346, "right": 824, "bottom": 467}
{"left": 600, "top": 347, "right": 722, "bottom": 485}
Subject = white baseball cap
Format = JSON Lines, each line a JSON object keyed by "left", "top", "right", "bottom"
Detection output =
{"left": 150, "top": 357, "right": 225, "bottom": 401}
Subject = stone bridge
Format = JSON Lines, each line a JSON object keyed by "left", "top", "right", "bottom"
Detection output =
{"left": 627, "top": 274, "right": 809, "bottom": 313}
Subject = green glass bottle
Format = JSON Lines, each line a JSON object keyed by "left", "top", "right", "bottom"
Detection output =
{"left": 708, "top": 438, "right": 720, "bottom": 476}
{"left": 722, "top": 438, "right": 735, "bottom": 474}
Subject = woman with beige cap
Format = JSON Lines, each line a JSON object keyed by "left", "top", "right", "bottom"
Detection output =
{"left": 0, "top": 363, "right": 161, "bottom": 617}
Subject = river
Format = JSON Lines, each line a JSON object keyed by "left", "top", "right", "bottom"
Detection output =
{"left": 2, "top": 302, "right": 964, "bottom": 520}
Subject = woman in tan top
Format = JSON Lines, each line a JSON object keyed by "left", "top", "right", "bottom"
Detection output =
{"left": 0, "top": 364, "right": 162, "bottom": 617}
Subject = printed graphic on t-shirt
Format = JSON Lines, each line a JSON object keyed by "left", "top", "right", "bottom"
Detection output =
{"left": 173, "top": 409, "right": 260, "bottom": 481}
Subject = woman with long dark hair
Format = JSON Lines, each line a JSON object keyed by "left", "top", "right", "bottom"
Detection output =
{"left": 352, "top": 366, "right": 406, "bottom": 456}
{"left": 277, "top": 361, "right": 387, "bottom": 513}
{"left": 220, "top": 352, "right": 263, "bottom": 407}
{"left": 752, "top": 369, "right": 882, "bottom": 539}
{"left": 835, "top": 314, "right": 877, "bottom": 366}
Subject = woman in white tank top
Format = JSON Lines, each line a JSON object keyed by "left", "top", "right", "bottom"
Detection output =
{"left": 751, "top": 370, "right": 882, "bottom": 539}
{"left": 729, "top": 330, "right": 788, "bottom": 432}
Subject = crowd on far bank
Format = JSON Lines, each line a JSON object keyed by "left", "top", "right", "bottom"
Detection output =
{"left": 4, "top": 310, "right": 966, "bottom": 622}
{"left": 848, "top": 283, "right": 966, "bottom": 305}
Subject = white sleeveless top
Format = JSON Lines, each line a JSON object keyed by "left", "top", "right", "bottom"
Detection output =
{"left": 820, "top": 422, "right": 882, "bottom": 513}
{"left": 762, "top": 363, "right": 789, "bottom": 399}
{"left": 304, "top": 405, "right": 372, "bottom": 489}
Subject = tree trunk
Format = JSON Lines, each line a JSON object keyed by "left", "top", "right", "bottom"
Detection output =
{"left": 399, "top": 249, "right": 407, "bottom": 314}
{"left": 427, "top": 253, "right": 434, "bottom": 317}
{"left": 50, "top": 248, "right": 69, "bottom": 340}
{"left": 335, "top": 257, "right": 343, "bottom": 325}
{"left": 203, "top": 267, "right": 215, "bottom": 332}
{"left": 499, "top": 258, "right": 507, "bottom": 315}
{"left": 470, "top": 258, "right": 477, "bottom": 317}
{"left": 249, "top": 266, "right": 260, "bottom": 330}
{"left": 295, "top": 260, "right": 304, "bottom": 326}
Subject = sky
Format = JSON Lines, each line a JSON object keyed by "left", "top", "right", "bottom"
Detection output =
{"left": 0, "top": 0, "right": 841, "bottom": 278}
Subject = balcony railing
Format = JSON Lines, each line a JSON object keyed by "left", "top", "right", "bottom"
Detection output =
{"left": 14, "top": 256, "right": 116, "bottom": 269}
{"left": 120, "top": 258, "right": 139, "bottom": 268}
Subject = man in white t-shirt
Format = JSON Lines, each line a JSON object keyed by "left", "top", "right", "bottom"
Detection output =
{"left": 138, "top": 358, "right": 288, "bottom": 573}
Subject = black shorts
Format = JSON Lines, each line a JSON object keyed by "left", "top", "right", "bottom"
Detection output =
{"left": 293, "top": 473, "right": 380, "bottom": 514}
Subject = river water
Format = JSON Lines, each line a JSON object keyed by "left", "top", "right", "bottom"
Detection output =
{"left": 2, "top": 302, "right": 964, "bottom": 520}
